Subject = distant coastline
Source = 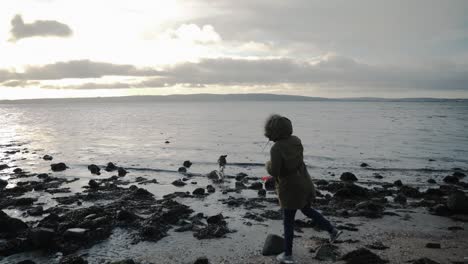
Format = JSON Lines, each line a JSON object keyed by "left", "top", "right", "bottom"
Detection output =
{"left": 1, "top": 93, "right": 468, "bottom": 104}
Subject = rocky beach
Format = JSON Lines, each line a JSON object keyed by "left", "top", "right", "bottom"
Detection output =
{"left": 1, "top": 138, "right": 467, "bottom": 264}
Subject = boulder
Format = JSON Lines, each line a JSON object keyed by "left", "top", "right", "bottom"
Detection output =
{"left": 59, "top": 254, "right": 88, "bottom": 264}
{"left": 427, "top": 179, "right": 436, "bottom": 184}
{"left": 0, "top": 179, "right": 7, "bottom": 188}
{"left": 183, "top": 160, "right": 193, "bottom": 168}
{"left": 116, "top": 210, "right": 140, "bottom": 222}
{"left": 87, "top": 164, "right": 100, "bottom": 175}
{"left": 453, "top": 171, "right": 466, "bottom": 178}
{"left": 14, "top": 168, "right": 23, "bottom": 174}
{"left": 88, "top": 180, "right": 99, "bottom": 189}
{"left": 194, "top": 257, "right": 209, "bottom": 264}
{"left": 206, "top": 185, "right": 215, "bottom": 193}
{"left": 27, "top": 206, "right": 44, "bottom": 216}
{"left": 354, "top": 201, "right": 385, "bottom": 218}
{"left": 105, "top": 162, "right": 118, "bottom": 172}
{"left": 172, "top": 179, "right": 186, "bottom": 187}
{"left": 28, "top": 228, "right": 55, "bottom": 248}
{"left": 394, "top": 194, "right": 407, "bottom": 205}
{"left": 431, "top": 204, "right": 451, "bottom": 216}
{"left": 333, "top": 184, "right": 369, "bottom": 200}
{"left": 0, "top": 164, "right": 9, "bottom": 170}
{"left": 193, "top": 188, "right": 205, "bottom": 196}
{"left": 118, "top": 167, "right": 127, "bottom": 177}
{"left": 373, "top": 173, "right": 384, "bottom": 179}
{"left": 64, "top": 228, "right": 88, "bottom": 240}
{"left": 394, "top": 180, "right": 403, "bottom": 187}
{"left": 37, "top": 173, "right": 49, "bottom": 179}
{"left": 447, "top": 192, "right": 468, "bottom": 214}
{"left": 425, "top": 242, "right": 441, "bottom": 249}
{"left": 207, "top": 214, "right": 225, "bottom": 225}
{"left": 399, "top": 186, "right": 421, "bottom": 198}
{"left": 207, "top": 170, "right": 219, "bottom": 179}
{"left": 43, "top": 155, "right": 53, "bottom": 161}
{"left": 412, "top": 258, "right": 440, "bottom": 264}
{"left": 262, "top": 234, "right": 284, "bottom": 256}
{"left": 360, "top": 162, "right": 369, "bottom": 167}
{"left": 340, "top": 172, "right": 358, "bottom": 182}
{"left": 235, "top": 173, "right": 248, "bottom": 181}
{"left": 51, "top": 163, "right": 67, "bottom": 172}
{"left": 0, "top": 210, "right": 28, "bottom": 235}
{"left": 443, "top": 175, "right": 459, "bottom": 184}
{"left": 178, "top": 167, "right": 187, "bottom": 173}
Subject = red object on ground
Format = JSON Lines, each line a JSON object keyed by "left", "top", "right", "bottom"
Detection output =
{"left": 262, "top": 176, "right": 273, "bottom": 181}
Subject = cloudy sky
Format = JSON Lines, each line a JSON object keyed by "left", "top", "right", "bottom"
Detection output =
{"left": 1, "top": 0, "right": 468, "bottom": 99}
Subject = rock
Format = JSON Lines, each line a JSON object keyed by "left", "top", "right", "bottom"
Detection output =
{"left": 0, "top": 179, "right": 7, "bottom": 188}
{"left": 443, "top": 175, "right": 459, "bottom": 184}
{"left": 28, "top": 228, "right": 55, "bottom": 248}
{"left": 333, "top": 184, "right": 369, "bottom": 200}
{"left": 248, "top": 182, "right": 263, "bottom": 190}
{"left": 206, "top": 185, "right": 215, "bottom": 193}
{"left": 116, "top": 210, "right": 139, "bottom": 222}
{"left": 0, "top": 210, "right": 28, "bottom": 235}
{"left": 399, "top": 186, "right": 421, "bottom": 198}
{"left": 340, "top": 172, "right": 358, "bottom": 182}
{"left": 59, "top": 254, "right": 88, "bottom": 264}
{"left": 360, "top": 162, "right": 369, "bottom": 167}
{"left": 105, "top": 162, "right": 118, "bottom": 172}
{"left": 43, "top": 155, "right": 53, "bottom": 161}
{"left": 447, "top": 226, "right": 464, "bottom": 231}
{"left": 412, "top": 257, "right": 440, "bottom": 264}
{"left": 178, "top": 167, "right": 187, "bottom": 173}
{"left": 64, "top": 228, "right": 88, "bottom": 240}
{"left": 258, "top": 189, "right": 266, "bottom": 197}
{"left": 431, "top": 204, "right": 451, "bottom": 216}
{"left": 17, "top": 260, "right": 37, "bottom": 264}
{"left": 165, "top": 140, "right": 170, "bottom": 144}
{"left": 193, "top": 223, "right": 231, "bottom": 239}
{"left": 261, "top": 210, "right": 282, "bottom": 220}
{"left": 172, "top": 179, "right": 187, "bottom": 187}
{"left": 133, "top": 188, "right": 153, "bottom": 197}
{"left": 118, "top": 167, "right": 127, "bottom": 177}
{"left": 373, "top": 173, "right": 384, "bottom": 179}
{"left": 27, "top": 206, "right": 44, "bottom": 216}
{"left": 37, "top": 173, "right": 49, "bottom": 179}
{"left": 0, "top": 164, "right": 9, "bottom": 170}
{"left": 262, "top": 234, "right": 284, "bottom": 256}
{"left": 453, "top": 171, "right": 466, "bottom": 178}
{"left": 88, "top": 180, "right": 99, "bottom": 189}
{"left": 341, "top": 248, "right": 388, "bottom": 264}
{"left": 235, "top": 181, "right": 247, "bottom": 189}
{"left": 393, "top": 194, "right": 407, "bottom": 205}
{"left": 315, "top": 244, "right": 340, "bottom": 261}
{"left": 194, "top": 257, "right": 209, "bottom": 264}
{"left": 315, "top": 179, "right": 329, "bottom": 185}
{"left": 427, "top": 179, "right": 436, "bottom": 184}
{"left": 447, "top": 192, "right": 468, "bottom": 214}
{"left": 425, "top": 242, "right": 441, "bottom": 249}
{"left": 193, "top": 188, "right": 205, "bottom": 196}
{"left": 183, "top": 160, "right": 193, "bottom": 168}
{"left": 207, "top": 214, "right": 225, "bottom": 225}
{"left": 108, "top": 260, "right": 135, "bottom": 264}
{"left": 366, "top": 241, "right": 389, "bottom": 250}
{"left": 235, "top": 173, "right": 248, "bottom": 181}
{"left": 354, "top": 201, "right": 385, "bottom": 218}
{"left": 51, "top": 163, "right": 67, "bottom": 172}
{"left": 393, "top": 180, "right": 403, "bottom": 187}
{"left": 207, "top": 170, "right": 219, "bottom": 179}
{"left": 14, "top": 168, "right": 23, "bottom": 174}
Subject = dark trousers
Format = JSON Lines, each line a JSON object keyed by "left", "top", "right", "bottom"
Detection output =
{"left": 283, "top": 207, "right": 334, "bottom": 256}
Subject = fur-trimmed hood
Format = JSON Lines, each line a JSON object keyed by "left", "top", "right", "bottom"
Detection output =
{"left": 264, "top": 114, "right": 293, "bottom": 142}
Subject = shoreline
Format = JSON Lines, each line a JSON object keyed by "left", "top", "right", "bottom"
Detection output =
{"left": 1, "top": 142, "right": 468, "bottom": 264}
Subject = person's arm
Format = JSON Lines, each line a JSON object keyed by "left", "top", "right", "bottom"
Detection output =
{"left": 268, "top": 144, "right": 282, "bottom": 179}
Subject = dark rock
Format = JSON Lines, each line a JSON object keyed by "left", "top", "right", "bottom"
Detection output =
{"left": 172, "top": 179, "right": 187, "bottom": 187}
{"left": 427, "top": 179, "right": 436, "bottom": 184}
{"left": 207, "top": 214, "right": 225, "bottom": 225}
{"left": 27, "top": 206, "right": 44, "bottom": 216}
{"left": 116, "top": 210, "right": 139, "bottom": 222}
{"left": 193, "top": 224, "right": 231, "bottom": 239}
{"left": 235, "top": 181, "right": 247, "bottom": 189}
{"left": 354, "top": 201, "right": 385, "bottom": 218}
{"left": 340, "top": 172, "right": 358, "bottom": 182}
{"left": 443, "top": 175, "right": 459, "bottom": 184}
{"left": 64, "top": 228, "right": 88, "bottom": 240}
{"left": 0, "top": 164, "right": 9, "bottom": 170}
{"left": 373, "top": 173, "right": 384, "bottom": 179}
{"left": 425, "top": 242, "right": 441, "bottom": 249}
{"left": 183, "top": 160, "right": 193, "bottom": 168}
{"left": 235, "top": 173, "right": 248, "bottom": 181}
{"left": 360, "top": 162, "right": 369, "bottom": 167}
{"left": 51, "top": 163, "right": 67, "bottom": 172}
{"left": 399, "top": 186, "right": 421, "bottom": 198}
{"left": 165, "top": 141, "right": 170, "bottom": 144}
{"left": 0, "top": 179, "right": 7, "bottom": 188}
{"left": 193, "top": 188, "right": 205, "bottom": 196}
{"left": 206, "top": 185, "right": 215, "bottom": 193}
{"left": 43, "top": 155, "right": 53, "bottom": 161}
{"left": 108, "top": 260, "right": 136, "bottom": 264}
{"left": 248, "top": 182, "right": 263, "bottom": 190}
{"left": 453, "top": 171, "right": 466, "bottom": 178}
{"left": 105, "top": 162, "right": 118, "bottom": 172}
{"left": 59, "top": 254, "right": 88, "bottom": 264}
{"left": 394, "top": 180, "right": 403, "bottom": 187}
{"left": 133, "top": 187, "right": 153, "bottom": 197}
{"left": 333, "top": 184, "right": 369, "bottom": 200}
{"left": 315, "top": 244, "right": 340, "bottom": 261}
{"left": 448, "top": 226, "right": 464, "bottom": 231}
{"left": 261, "top": 210, "right": 282, "bottom": 220}
{"left": 0, "top": 211, "right": 28, "bottom": 235}
{"left": 258, "top": 189, "right": 266, "bottom": 197}
{"left": 194, "top": 257, "right": 209, "bottom": 264}
{"left": 341, "top": 248, "right": 388, "bottom": 264}
{"left": 28, "top": 227, "right": 55, "bottom": 248}
{"left": 447, "top": 192, "right": 468, "bottom": 214}
{"left": 118, "top": 167, "right": 127, "bottom": 177}
{"left": 412, "top": 258, "right": 440, "bottom": 264}
{"left": 37, "top": 173, "right": 49, "bottom": 179}
{"left": 178, "top": 167, "right": 187, "bottom": 173}
{"left": 17, "top": 260, "right": 37, "bottom": 264}
{"left": 88, "top": 180, "right": 99, "bottom": 189}
{"left": 14, "top": 168, "right": 23, "bottom": 174}
{"left": 262, "top": 234, "right": 284, "bottom": 256}
{"left": 430, "top": 204, "right": 451, "bottom": 216}
{"left": 366, "top": 241, "right": 389, "bottom": 250}
{"left": 315, "top": 179, "right": 329, "bottom": 186}
{"left": 88, "top": 164, "right": 101, "bottom": 175}
{"left": 394, "top": 194, "right": 407, "bottom": 205}
{"left": 207, "top": 170, "right": 219, "bottom": 179}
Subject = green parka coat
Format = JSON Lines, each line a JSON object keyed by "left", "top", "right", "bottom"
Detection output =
{"left": 265, "top": 115, "right": 316, "bottom": 209}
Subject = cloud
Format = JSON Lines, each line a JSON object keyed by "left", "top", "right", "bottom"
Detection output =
{"left": 9, "top": 14, "right": 73, "bottom": 41}
{"left": 6, "top": 56, "right": 466, "bottom": 91}
{"left": 163, "top": 24, "right": 221, "bottom": 44}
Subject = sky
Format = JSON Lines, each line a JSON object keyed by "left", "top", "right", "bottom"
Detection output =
{"left": 1, "top": 0, "right": 468, "bottom": 100}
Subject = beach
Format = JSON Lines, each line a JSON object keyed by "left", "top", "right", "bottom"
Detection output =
{"left": 1, "top": 99, "right": 467, "bottom": 264}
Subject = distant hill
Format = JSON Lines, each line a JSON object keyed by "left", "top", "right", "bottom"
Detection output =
{"left": 1, "top": 93, "right": 467, "bottom": 104}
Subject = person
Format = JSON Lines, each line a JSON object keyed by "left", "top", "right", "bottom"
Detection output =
{"left": 264, "top": 114, "right": 342, "bottom": 264}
